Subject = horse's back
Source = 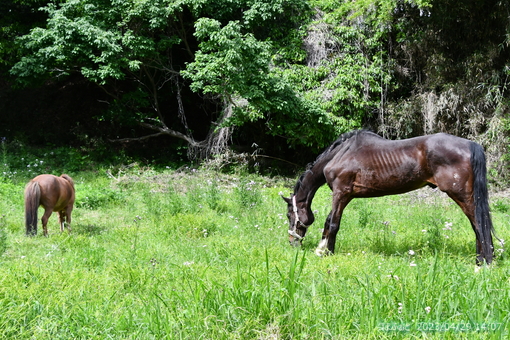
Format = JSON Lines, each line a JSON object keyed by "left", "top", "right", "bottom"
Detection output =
{"left": 324, "top": 132, "right": 428, "bottom": 173}
{"left": 323, "top": 132, "right": 475, "bottom": 197}
{"left": 31, "top": 174, "right": 75, "bottom": 210}
{"left": 335, "top": 132, "right": 472, "bottom": 169}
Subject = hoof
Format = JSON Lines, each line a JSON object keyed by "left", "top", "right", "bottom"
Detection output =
{"left": 315, "top": 248, "right": 326, "bottom": 257}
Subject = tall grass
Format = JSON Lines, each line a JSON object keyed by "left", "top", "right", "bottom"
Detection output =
{"left": 0, "top": 161, "right": 508, "bottom": 339}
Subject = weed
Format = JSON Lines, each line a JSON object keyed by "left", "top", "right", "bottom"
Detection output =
{"left": 355, "top": 199, "right": 374, "bottom": 228}
{"left": 234, "top": 178, "right": 261, "bottom": 208}
{"left": 425, "top": 217, "right": 446, "bottom": 253}
{"left": 0, "top": 217, "right": 7, "bottom": 256}
{"left": 75, "top": 182, "right": 123, "bottom": 209}
{"left": 0, "top": 137, "right": 8, "bottom": 180}
{"left": 371, "top": 221, "right": 398, "bottom": 255}
{"left": 492, "top": 199, "right": 509, "bottom": 213}
{"left": 205, "top": 179, "right": 222, "bottom": 211}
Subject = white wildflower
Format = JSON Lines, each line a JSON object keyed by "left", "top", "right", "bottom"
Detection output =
{"left": 443, "top": 221, "right": 453, "bottom": 230}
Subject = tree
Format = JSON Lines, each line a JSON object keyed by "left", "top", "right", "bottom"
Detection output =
{"left": 182, "top": 18, "right": 338, "bottom": 149}
{"left": 9, "top": 0, "right": 508, "bottom": 181}
{"left": 10, "top": 0, "right": 325, "bottom": 157}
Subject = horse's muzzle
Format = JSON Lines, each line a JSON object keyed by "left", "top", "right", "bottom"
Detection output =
{"left": 288, "top": 229, "right": 304, "bottom": 247}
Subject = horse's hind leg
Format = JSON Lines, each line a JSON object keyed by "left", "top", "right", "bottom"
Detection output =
{"left": 457, "top": 200, "right": 484, "bottom": 264}
{"left": 434, "top": 164, "right": 492, "bottom": 264}
{"left": 66, "top": 206, "right": 73, "bottom": 233}
{"left": 41, "top": 208, "right": 53, "bottom": 237}
{"left": 58, "top": 211, "right": 65, "bottom": 233}
{"left": 58, "top": 208, "right": 72, "bottom": 233}
{"left": 65, "top": 205, "right": 73, "bottom": 233}
{"left": 443, "top": 190, "right": 485, "bottom": 264}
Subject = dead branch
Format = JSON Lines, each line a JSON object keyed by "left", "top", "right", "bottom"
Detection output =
{"left": 110, "top": 121, "right": 199, "bottom": 146}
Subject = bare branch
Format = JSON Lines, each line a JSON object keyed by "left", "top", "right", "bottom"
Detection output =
{"left": 109, "top": 132, "right": 169, "bottom": 143}
{"left": 110, "top": 121, "right": 200, "bottom": 146}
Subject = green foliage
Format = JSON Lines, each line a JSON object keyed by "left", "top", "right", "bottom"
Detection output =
{"left": 0, "top": 139, "right": 131, "bottom": 179}
{"left": 184, "top": 18, "right": 272, "bottom": 103}
{"left": 182, "top": 16, "right": 341, "bottom": 148}
{"left": 8, "top": 0, "right": 321, "bottom": 149}
{"left": 75, "top": 182, "right": 123, "bottom": 210}
{"left": 10, "top": 0, "right": 168, "bottom": 84}
{"left": 183, "top": 0, "right": 408, "bottom": 149}
{"left": 4, "top": 0, "right": 510, "bottom": 182}
{"left": 492, "top": 199, "right": 509, "bottom": 214}
{"left": 8, "top": 0, "right": 376, "bottom": 151}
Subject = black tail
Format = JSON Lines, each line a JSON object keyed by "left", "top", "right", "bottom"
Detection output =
{"left": 24, "top": 181, "right": 40, "bottom": 236}
{"left": 470, "top": 142, "right": 495, "bottom": 264}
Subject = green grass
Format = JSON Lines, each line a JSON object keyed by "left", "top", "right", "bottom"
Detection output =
{"left": 0, "top": 162, "right": 509, "bottom": 339}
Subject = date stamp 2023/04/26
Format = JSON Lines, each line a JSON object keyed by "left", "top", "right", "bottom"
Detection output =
{"left": 378, "top": 321, "right": 502, "bottom": 333}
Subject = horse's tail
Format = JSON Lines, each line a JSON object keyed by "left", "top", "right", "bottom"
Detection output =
{"left": 24, "top": 181, "right": 41, "bottom": 236}
{"left": 60, "top": 174, "right": 74, "bottom": 187}
{"left": 470, "top": 142, "right": 496, "bottom": 264}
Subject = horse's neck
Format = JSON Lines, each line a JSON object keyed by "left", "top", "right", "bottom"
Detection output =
{"left": 296, "top": 136, "right": 354, "bottom": 205}
{"left": 296, "top": 167, "right": 326, "bottom": 205}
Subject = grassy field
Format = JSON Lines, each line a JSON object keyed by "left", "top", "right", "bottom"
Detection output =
{"left": 0, "top": 151, "right": 509, "bottom": 339}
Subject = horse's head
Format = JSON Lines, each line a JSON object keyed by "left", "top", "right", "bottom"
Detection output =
{"left": 282, "top": 194, "right": 314, "bottom": 246}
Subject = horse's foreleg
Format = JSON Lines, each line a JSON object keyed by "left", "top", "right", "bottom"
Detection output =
{"left": 316, "top": 212, "right": 332, "bottom": 256}
{"left": 316, "top": 193, "right": 351, "bottom": 256}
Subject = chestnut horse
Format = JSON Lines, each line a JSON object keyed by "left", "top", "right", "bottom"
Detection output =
{"left": 283, "top": 130, "right": 497, "bottom": 265}
{"left": 25, "top": 174, "right": 75, "bottom": 236}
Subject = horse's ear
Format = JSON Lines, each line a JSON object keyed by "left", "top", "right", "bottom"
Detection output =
{"left": 281, "top": 195, "right": 292, "bottom": 204}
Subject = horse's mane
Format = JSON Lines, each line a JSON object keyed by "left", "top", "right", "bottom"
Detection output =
{"left": 293, "top": 130, "right": 380, "bottom": 194}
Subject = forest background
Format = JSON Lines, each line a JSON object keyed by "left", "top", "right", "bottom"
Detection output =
{"left": 1, "top": 0, "right": 509, "bottom": 184}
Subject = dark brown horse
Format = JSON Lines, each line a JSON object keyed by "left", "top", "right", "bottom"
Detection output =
{"left": 283, "top": 130, "right": 497, "bottom": 265}
{"left": 25, "top": 174, "right": 75, "bottom": 236}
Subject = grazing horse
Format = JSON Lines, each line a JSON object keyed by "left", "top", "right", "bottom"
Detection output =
{"left": 25, "top": 174, "right": 75, "bottom": 236}
{"left": 283, "top": 130, "right": 497, "bottom": 265}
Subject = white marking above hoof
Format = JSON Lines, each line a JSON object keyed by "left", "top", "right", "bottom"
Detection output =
{"left": 315, "top": 238, "right": 328, "bottom": 257}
